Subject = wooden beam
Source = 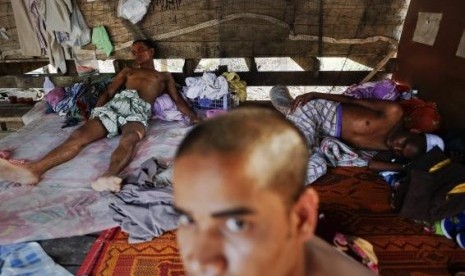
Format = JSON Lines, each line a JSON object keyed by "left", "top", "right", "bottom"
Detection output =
{"left": 173, "top": 71, "right": 388, "bottom": 86}
{"left": 0, "top": 71, "right": 388, "bottom": 88}
{"left": 0, "top": 74, "right": 115, "bottom": 88}
{"left": 0, "top": 60, "right": 79, "bottom": 76}
{"left": 291, "top": 55, "right": 320, "bottom": 71}
{"left": 182, "top": 59, "right": 200, "bottom": 75}
{"left": 0, "top": 61, "right": 49, "bottom": 75}
{"left": 244, "top": 58, "right": 258, "bottom": 72}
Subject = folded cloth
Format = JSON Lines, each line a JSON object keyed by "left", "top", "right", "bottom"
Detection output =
{"left": 152, "top": 93, "right": 189, "bottom": 123}
{"left": 344, "top": 79, "right": 400, "bottom": 101}
{"left": 109, "top": 158, "right": 179, "bottom": 244}
{"left": 306, "top": 137, "right": 375, "bottom": 184}
{"left": 45, "top": 87, "right": 65, "bottom": 108}
{"left": 184, "top": 72, "right": 229, "bottom": 100}
{"left": 320, "top": 137, "right": 370, "bottom": 167}
{"left": 222, "top": 71, "right": 247, "bottom": 102}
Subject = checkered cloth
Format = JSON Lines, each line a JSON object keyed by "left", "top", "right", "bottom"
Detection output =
{"left": 0, "top": 242, "right": 71, "bottom": 276}
{"left": 287, "top": 99, "right": 341, "bottom": 184}
{"left": 305, "top": 137, "right": 374, "bottom": 184}
{"left": 286, "top": 99, "right": 341, "bottom": 146}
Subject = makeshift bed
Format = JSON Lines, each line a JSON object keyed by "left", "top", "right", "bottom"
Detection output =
{"left": 0, "top": 105, "right": 191, "bottom": 244}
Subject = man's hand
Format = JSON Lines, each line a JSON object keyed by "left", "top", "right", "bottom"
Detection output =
{"left": 291, "top": 92, "right": 316, "bottom": 113}
{"left": 189, "top": 115, "right": 202, "bottom": 125}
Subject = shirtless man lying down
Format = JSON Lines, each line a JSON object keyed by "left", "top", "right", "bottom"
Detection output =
{"left": 0, "top": 39, "right": 199, "bottom": 191}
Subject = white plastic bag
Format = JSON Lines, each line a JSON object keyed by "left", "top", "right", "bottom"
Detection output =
{"left": 117, "top": 0, "right": 152, "bottom": 24}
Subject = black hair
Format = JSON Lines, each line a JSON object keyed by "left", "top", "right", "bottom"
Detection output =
{"left": 132, "top": 39, "right": 158, "bottom": 57}
{"left": 176, "top": 106, "right": 309, "bottom": 204}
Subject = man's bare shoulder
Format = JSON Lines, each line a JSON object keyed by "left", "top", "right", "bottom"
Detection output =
{"left": 305, "top": 237, "right": 375, "bottom": 276}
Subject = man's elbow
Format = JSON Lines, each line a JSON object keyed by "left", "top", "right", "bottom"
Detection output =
{"left": 385, "top": 103, "right": 404, "bottom": 121}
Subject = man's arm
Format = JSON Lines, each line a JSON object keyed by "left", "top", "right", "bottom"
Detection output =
{"left": 95, "top": 68, "right": 130, "bottom": 107}
{"left": 165, "top": 73, "right": 200, "bottom": 123}
{"left": 291, "top": 92, "right": 403, "bottom": 120}
{"left": 368, "top": 159, "right": 404, "bottom": 172}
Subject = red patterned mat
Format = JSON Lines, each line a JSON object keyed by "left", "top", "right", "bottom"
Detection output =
{"left": 314, "top": 167, "right": 465, "bottom": 275}
{"left": 78, "top": 167, "right": 465, "bottom": 275}
{"left": 76, "top": 228, "right": 184, "bottom": 276}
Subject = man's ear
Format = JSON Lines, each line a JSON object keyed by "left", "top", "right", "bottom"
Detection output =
{"left": 293, "top": 188, "right": 319, "bottom": 242}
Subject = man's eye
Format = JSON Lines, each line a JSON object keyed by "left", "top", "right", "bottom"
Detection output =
{"left": 225, "top": 218, "right": 249, "bottom": 232}
{"left": 178, "top": 214, "right": 194, "bottom": 226}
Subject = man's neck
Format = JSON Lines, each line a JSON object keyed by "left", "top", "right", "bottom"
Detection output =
{"left": 138, "top": 61, "right": 155, "bottom": 70}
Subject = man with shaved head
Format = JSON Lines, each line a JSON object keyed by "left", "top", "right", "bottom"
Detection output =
{"left": 173, "top": 107, "right": 374, "bottom": 276}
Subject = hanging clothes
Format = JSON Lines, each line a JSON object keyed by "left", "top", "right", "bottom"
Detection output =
{"left": 44, "top": 0, "right": 73, "bottom": 32}
{"left": 37, "top": 0, "right": 90, "bottom": 73}
{"left": 10, "top": 0, "right": 43, "bottom": 56}
{"left": 27, "top": 0, "right": 48, "bottom": 54}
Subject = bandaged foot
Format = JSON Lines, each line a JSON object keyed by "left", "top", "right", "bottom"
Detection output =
{"left": 91, "top": 176, "right": 123, "bottom": 193}
{"left": 0, "top": 158, "right": 39, "bottom": 185}
{"left": 270, "top": 86, "right": 293, "bottom": 115}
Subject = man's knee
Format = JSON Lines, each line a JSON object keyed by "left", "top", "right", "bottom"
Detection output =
{"left": 119, "top": 132, "right": 142, "bottom": 147}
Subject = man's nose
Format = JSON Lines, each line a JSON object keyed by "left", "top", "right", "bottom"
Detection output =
{"left": 188, "top": 229, "right": 227, "bottom": 275}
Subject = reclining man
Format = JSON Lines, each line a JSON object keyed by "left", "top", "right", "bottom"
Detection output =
{"left": 0, "top": 39, "right": 199, "bottom": 191}
{"left": 172, "top": 107, "right": 374, "bottom": 276}
{"left": 270, "top": 86, "right": 444, "bottom": 183}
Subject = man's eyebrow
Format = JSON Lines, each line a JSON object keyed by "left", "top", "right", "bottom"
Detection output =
{"left": 172, "top": 206, "right": 255, "bottom": 217}
{"left": 211, "top": 207, "right": 255, "bottom": 218}
{"left": 173, "top": 205, "right": 189, "bottom": 215}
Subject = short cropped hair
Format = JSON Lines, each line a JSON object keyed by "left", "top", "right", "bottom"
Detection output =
{"left": 175, "top": 107, "right": 309, "bottom": 204}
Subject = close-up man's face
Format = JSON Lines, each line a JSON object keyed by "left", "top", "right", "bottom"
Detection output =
{"left": 131, "top": 42, "right": 154, "bottom": 64}
{"left": 387, "top": 132, "right": 422, "bottom": 159}
{"left": 173, "top": 152, "right": 302, "bottom": 276}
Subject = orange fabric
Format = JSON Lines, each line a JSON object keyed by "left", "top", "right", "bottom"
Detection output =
{"left": 79, "top": 228, "right": 184, "bottom": 276}
{"left": 400, "top": 98, "right": 442, "bottom": 133}
{"left": 314, "top": 167, "right": 465, "bottom": 275}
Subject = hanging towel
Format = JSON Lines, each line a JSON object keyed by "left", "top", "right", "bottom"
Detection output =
{"left": 92, "top": 26, "right": 113, "bottom": 56}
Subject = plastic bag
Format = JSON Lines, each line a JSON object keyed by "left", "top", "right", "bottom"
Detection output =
{"left": 117, "top": 0, "right": 152, "bottom": 24}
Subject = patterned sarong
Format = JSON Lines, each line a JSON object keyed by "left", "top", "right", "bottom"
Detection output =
{"left": 91, "top": 90, "right": 152, "bottom": 138}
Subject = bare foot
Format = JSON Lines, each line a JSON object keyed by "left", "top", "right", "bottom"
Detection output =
{"left": 91, "top": 176, "right": 123, "bottom": 193}
{"left": 0, "top": 158, "right": 39, "bottom": 185}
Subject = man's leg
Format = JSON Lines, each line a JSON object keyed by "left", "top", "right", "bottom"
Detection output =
{"left": 91, "top": 121, "right": 145, "bottom": 192}
{"left": 0, "top": 118, "right": 107, "bottom": 185}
